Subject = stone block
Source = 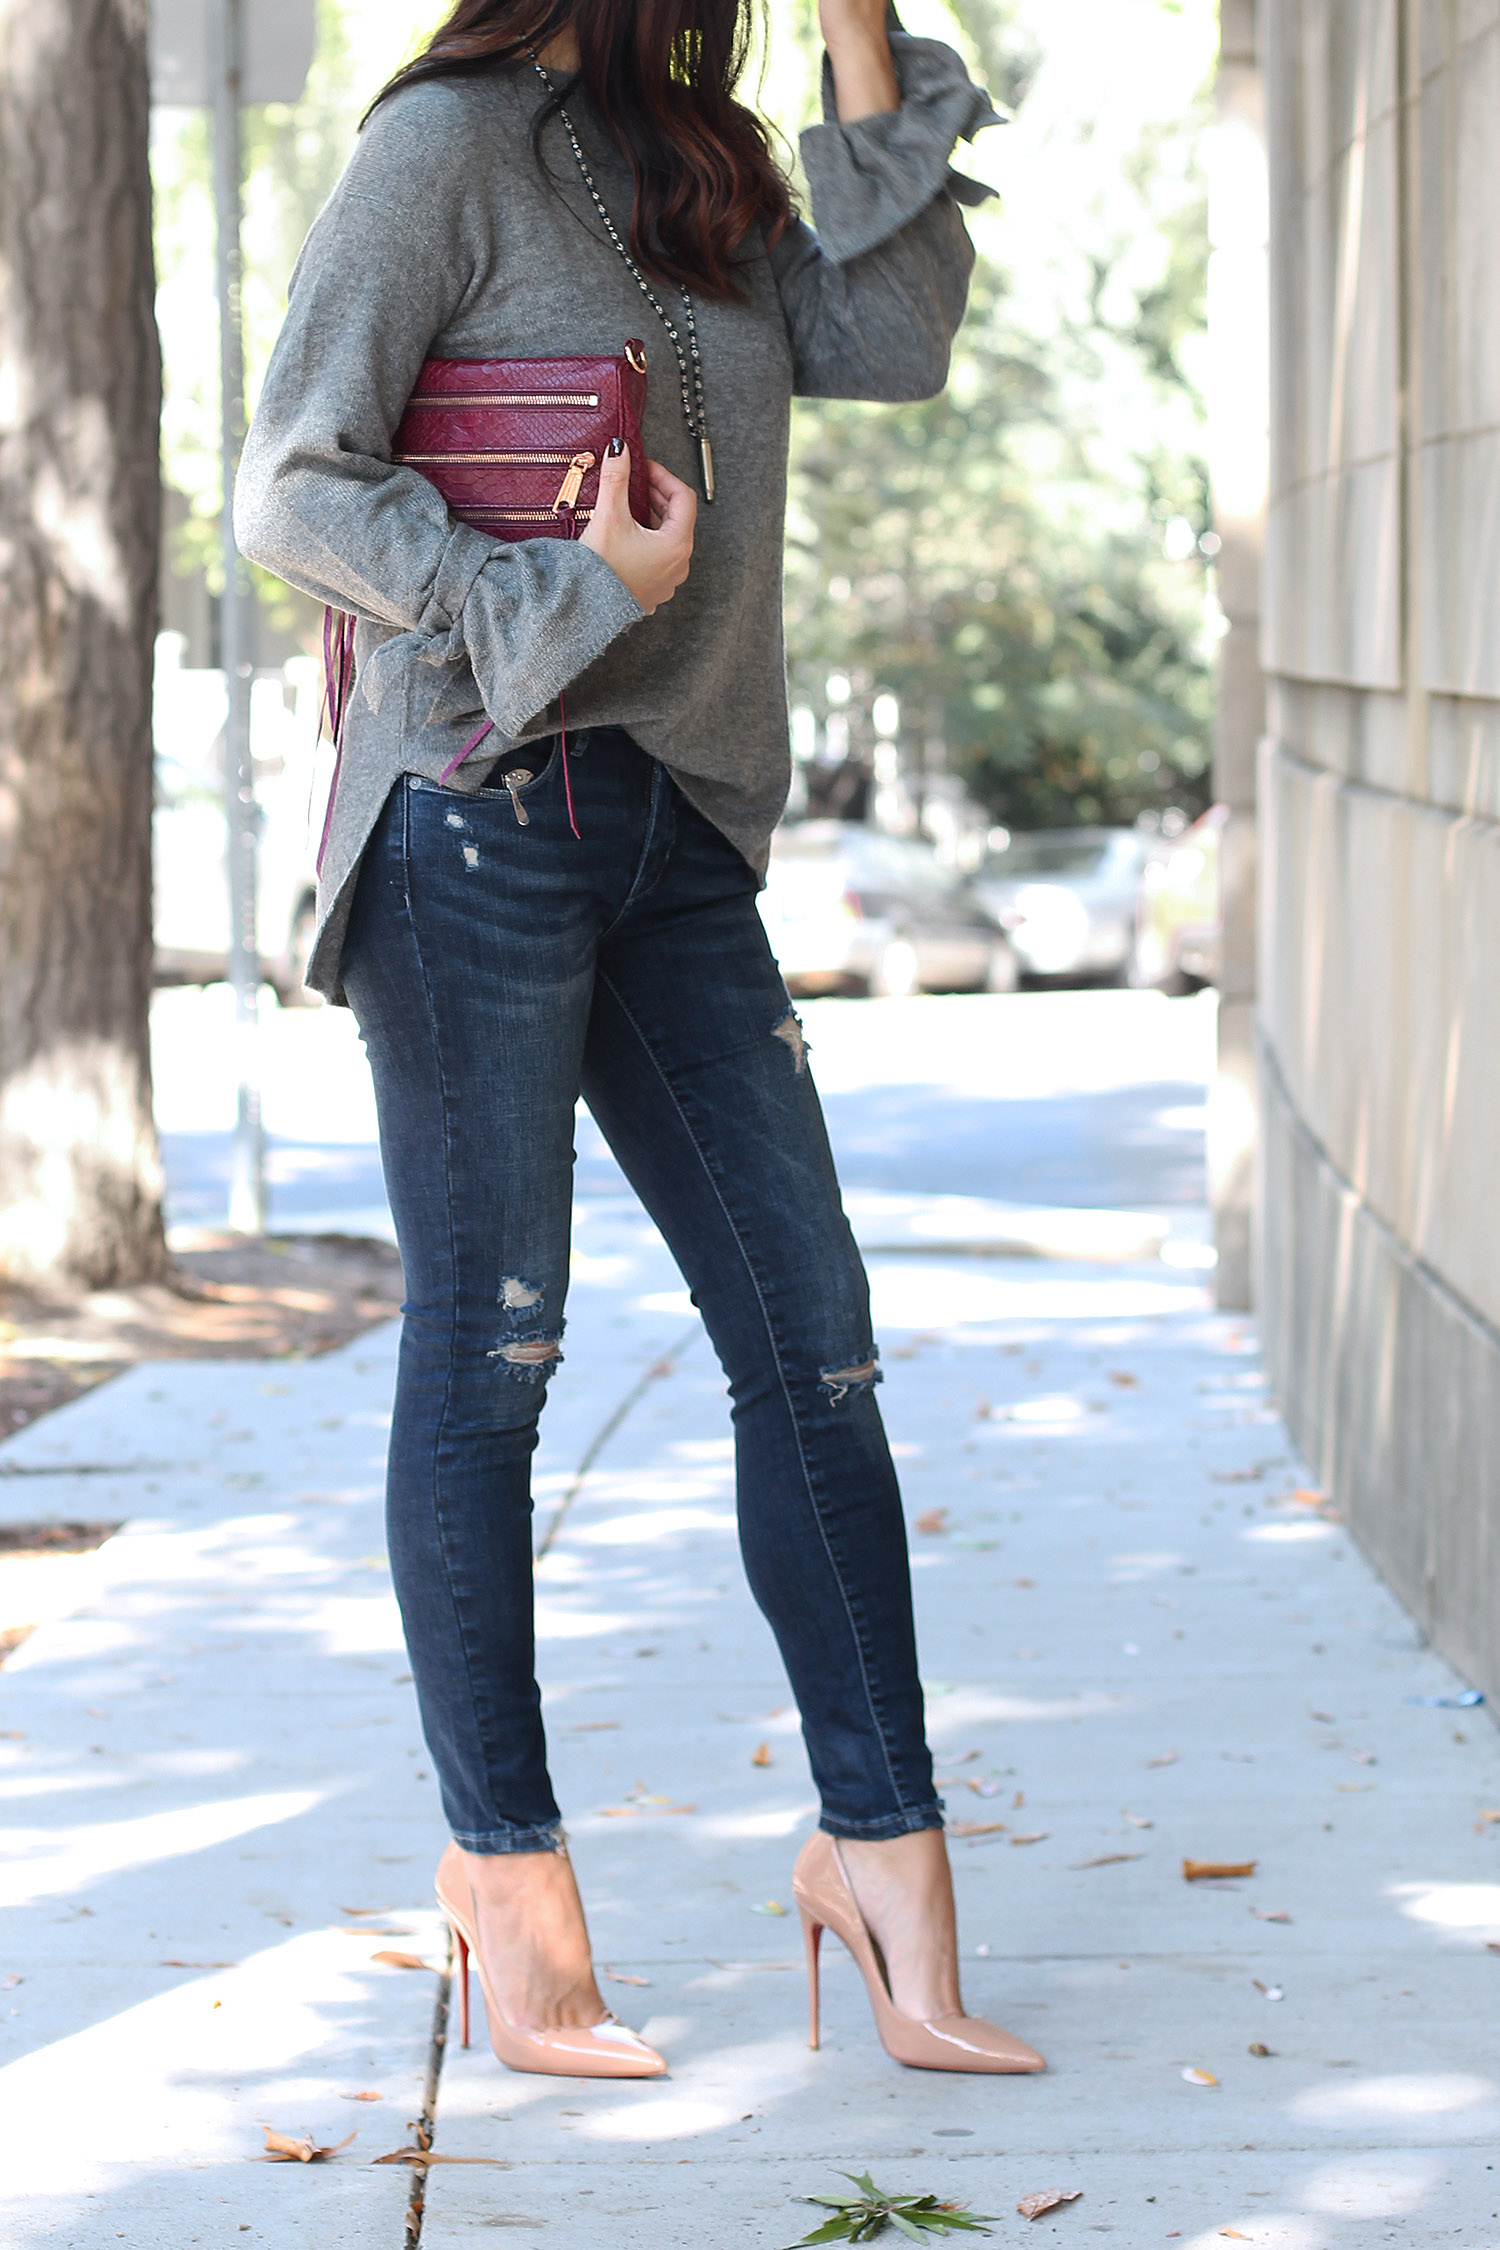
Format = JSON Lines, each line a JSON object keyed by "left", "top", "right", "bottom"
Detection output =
{"left": 1259, "top": 1039, "right": 1500, "bottom": 1704}
{"left": 1213, "top": 619, "right": 1265, "bottom": 806}
{"left": 1418, "top": 431, "right": 1500, "bottom": 698}
{"left": 1426, "top": 691, "right": 1500, "bottom": 818}
{"left": 1268, "top": 677, "right": 1408, "bottom": 792}
{"left": 1272, "top": 0, "right": 1397, "bottom": 192}
{"left": 1210, "top": 994, "right": 1257, "bottom": 1307}
{"left": 1217, "top": 808, "right": 1259, "bottom": 1000}
{"left": 1266, "top": 454, "right": 1401, "bottom": 685}
{"left": 1418, "top": 19, "right": 1500, "bottom": 442}
{"left": 1260, "top": 741, "right": 1500, "bottom": 1337}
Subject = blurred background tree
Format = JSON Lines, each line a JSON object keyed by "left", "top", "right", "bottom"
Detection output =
{"left": 151, "top": 0, "right": 1218, "bottom": 837}
{"left": 0, "top": 0, "right": 165, "bottom": 1286}
{"left": 783, "top": 0, "right": 1218, "bottom": 836}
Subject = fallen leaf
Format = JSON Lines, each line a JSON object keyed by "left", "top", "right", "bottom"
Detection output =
{"left": 1147, "top": 1749, "right": 1179, "bottom": 1767}
{"left": 1487, "top": 1941, "right": 1500, "bottom": 1954}
{"left": 752, "top": 1742, "right": 773, "bottom": 1768}
{"left": 751, "top": 1899, "right": 787, "bottom": 1916}
{"left": 1251, "top": 1909, "right": 1292, "bottom": 1924}
{"left": 259, "top": 2127, "right": 356, "bottom": 2163}
{"left": 966, "top": 1778, "right": 1001, "bottom": 1797}
{"left": 1220, "top": 2232, "right": 1251, "bottom": 2240}
{"left": 916, "top": 1509, "right": 949, "bottom": 1535}
{"left": 340, "top": 1905, "right": 396, "bottom": 1917}
{"left": 1013, "top": 1576, "right": 1036, "bottom": 1588}
{"left": 1181, "top": 2067, "right": 1218, "bottom": 2086}
{"left": 1, "top": 1973, "right": 21, "bottom": 1989}
{"left": 1290, "top": 1487, "right": 1330, "bottom": 1508}
{"left": 1308, "top": 1710, "right": 1336, "bottom": 1724}
{"left": 370, "top": 1951, "right": 431, "bottom": 1971}
{"left": 1122, "top": 1812, "right": 1154, "bottom": 1829}
{"left": 1248, "top": 2043, "right": 1271, "bottom": 2057}
{"left": 566, "top": 1720, "right": 620, "bottom": 1732}
{"left": 332, "top": 1924, "right": 406, "bottom": 1938}
{"left": 340, "top": 2090, "right": 383, "bottom": 2101}
{"left": 1071, "top": 1853, "right": 1142, "bottom": 1869}
{"left": 160, "top": 1958, "right": 236, "bottom": 1968}
{"left": 603, "top": 1967, "right": 652, "bottom": 1986}
{"left": 1017, "top": 2188, "right": 1082, "bottom": 2220}
{"left": 1010, "top": 1832, "right": 1049, "bottom": 1846}
{"left": 1183, "top": 1860, "right": 1257, "bottom": 1882}
{"left": 1107, "top": 1371, "right": 1139, "bottom": 1388}
{"left": 1478, "top": 1809, "right": 1500, "bottom": 1824}
{"left": 948, "top": 1820, "right": 1007, "bottom": 1837}
{"left": 1012, "top": 1789, "right": 1025, "bottom": 1808}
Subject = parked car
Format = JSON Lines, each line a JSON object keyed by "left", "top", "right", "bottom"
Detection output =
{"left": 758, "top": 822, "right": 1017, "bottom": 997}
{"left": 1133, "top": 803, "right": 1224, "bottom": 992}
{"left": 153, "top": 750, "right": 321, "bottom": 1005}
{"left": 970, "top": 827, "right": 1154, "bottom": 984}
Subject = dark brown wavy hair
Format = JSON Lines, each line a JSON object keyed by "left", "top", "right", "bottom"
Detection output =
{"left": 367, "top": 0, "right": 793, "bottom": 299}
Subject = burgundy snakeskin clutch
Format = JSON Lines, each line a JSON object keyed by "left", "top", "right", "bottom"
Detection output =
{"left": 391, "top": 340, "right": 650, "bottom": 538}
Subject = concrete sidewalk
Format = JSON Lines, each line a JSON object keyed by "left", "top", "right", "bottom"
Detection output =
{"left": 3, "top": 995, "right": 1498, "bottom": 2247}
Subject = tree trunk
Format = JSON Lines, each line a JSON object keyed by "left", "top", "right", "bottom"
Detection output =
{"left": 0, "top": 0, "right": 165, "bottom": 1287}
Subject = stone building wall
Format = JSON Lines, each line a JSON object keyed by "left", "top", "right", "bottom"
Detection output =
{"left": 1258, "top": 0, "right": 1500, "bottom": 1699}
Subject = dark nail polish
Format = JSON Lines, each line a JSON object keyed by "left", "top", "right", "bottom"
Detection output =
{"left": 607, "top": 436, "right": 624, "bottom": 457}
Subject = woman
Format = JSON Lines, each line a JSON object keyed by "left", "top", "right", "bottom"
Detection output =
{"left": 237, "top": 0, "right": 1042, "bottom": 2083}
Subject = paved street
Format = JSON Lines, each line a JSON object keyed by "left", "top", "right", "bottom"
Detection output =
{"left": 2, "top": 992, "right": 1497, "bottom": 2247}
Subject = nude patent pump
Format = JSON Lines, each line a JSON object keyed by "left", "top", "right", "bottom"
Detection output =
{"left": 792, "top": 1830, "right": 1046, "bottom": 2074}
{"left": 435, "top": 1844, "right": 666, "bottom": 2079}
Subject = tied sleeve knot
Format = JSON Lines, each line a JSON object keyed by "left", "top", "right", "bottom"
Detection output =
{"left": 801, "top": 30, "right": 1005, "bottom": 267}
{"left": 355, "top": 523, "right": 498, "bottom": 715}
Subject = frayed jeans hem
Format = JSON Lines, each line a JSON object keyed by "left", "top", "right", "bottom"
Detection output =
{"left": 818, "top": 1803, "right": 945, "bottom": 1842}
{"left": 450, "top": 1820, "right": 567, "bottom": 1855}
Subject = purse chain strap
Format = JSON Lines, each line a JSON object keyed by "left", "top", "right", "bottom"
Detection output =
{"left": 530, "top": 55, "right": 715, "bottom": 502}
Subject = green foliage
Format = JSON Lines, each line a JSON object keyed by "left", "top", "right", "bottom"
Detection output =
{"left": 789, "top": 2173, "right": 997, "bottom": 2247}
{"left": 784, "top": 3, "right": 1216, "bottom": 833}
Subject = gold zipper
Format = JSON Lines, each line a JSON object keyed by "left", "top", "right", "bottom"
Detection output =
{"left": 550, "top": 452, "right": 594, "bottom": 512}
{"left": 407, "top": 391, "right": 600, "bottom": 409}
{"left": 396, "top": 448, "right": 590, "bottom": 466}
{"left": 459, "top": 505, "right": 596, "bottom": 524}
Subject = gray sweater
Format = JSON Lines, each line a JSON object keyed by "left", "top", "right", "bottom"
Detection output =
{"left": 235, "top": 31, "right": 998, "bottom": 998}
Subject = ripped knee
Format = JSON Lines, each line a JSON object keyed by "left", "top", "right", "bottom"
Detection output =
{"left": 819, "top": 1347, "right": 882, "bottom": 1406}
{"left": 488, "top": 1333, "right": 563, "bottom": 1383}
{"left": 488, "top": 1274, "right": 563, "bottom": 1383}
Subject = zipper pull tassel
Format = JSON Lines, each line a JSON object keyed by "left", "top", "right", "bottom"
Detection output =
{"left": 552, "top": 452, "right": 594, "bottom": 514}
{"left": 503, "top": 768, "right": 533, "bottom": 826}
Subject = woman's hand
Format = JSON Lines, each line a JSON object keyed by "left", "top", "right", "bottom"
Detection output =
{"left": 818, "top": 0, "right": 900, "bottom": 121}
{"left": 580, "top": 444, "right": 695, "bottom": 615}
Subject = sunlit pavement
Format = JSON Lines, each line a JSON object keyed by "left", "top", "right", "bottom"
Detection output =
{"left": 2, "top": 993, "right": 1498, "bottom": 2245}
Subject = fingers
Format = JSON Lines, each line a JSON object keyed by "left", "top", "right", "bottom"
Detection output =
{"left": 647, "top": 465, "right": 697, "bottom": 546}
{"left": 592, "top": 439, "right": 633, "bottom": 523}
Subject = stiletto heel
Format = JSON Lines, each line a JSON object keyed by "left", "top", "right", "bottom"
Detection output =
{"left": 434, "top": 1844, "right": 666, "bottom": 2081}
{"left": 450, "top": 1919, "right": 471, "bottom": 2049}
{"left": 791, "top": 1831, "right": 1045, "bottom": 2074}
{"left": 801, "top": 1909, "right": 824, "bottom": 2050}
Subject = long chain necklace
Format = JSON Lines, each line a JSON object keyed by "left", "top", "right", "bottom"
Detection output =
{"left": 530, "top": 55, "right": 715, "bottom": 502}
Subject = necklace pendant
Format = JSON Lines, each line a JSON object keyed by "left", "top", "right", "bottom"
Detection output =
{"left": 699, "top": 436, "right": 716, "bottom": 504}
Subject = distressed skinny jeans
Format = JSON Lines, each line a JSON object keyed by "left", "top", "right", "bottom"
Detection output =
{"left": 340, "top": 729, "right": 941, "bottom": 1853}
